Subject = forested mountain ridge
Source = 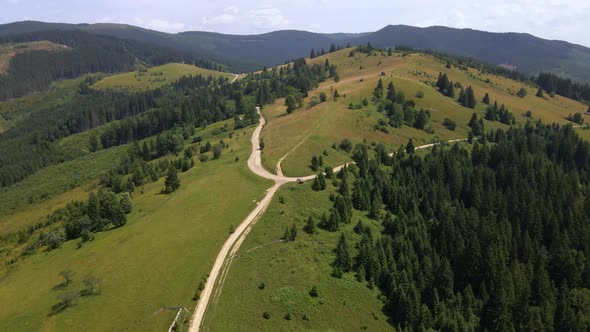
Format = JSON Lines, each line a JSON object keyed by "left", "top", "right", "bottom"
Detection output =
{"left": 2, "top": 20, "right": 590, "bottom": 82}
{"left": 0, "top": 29, "right": 223, "bottom": 101}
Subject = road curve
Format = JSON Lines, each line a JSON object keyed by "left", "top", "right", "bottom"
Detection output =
{"left": 188, "top": 107, "right": 464, "bottom": 331}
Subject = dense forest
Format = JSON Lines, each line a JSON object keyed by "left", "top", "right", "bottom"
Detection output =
{"left": 0, "top": 57, "right": 334, "bottom": 189}
{"left": 0, "top": 30, "right": 222, "bottom": 100}
{"left": 321, "top": 122, "right": 590, "bottom": 330}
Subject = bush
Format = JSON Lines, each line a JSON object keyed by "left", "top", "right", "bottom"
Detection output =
{"left": 415, "top": 90, "right": 425, "bottom": 98}
{"left": 442, "top": 118, "right": 457, "bottom": 131}
{"left": 309, "top": 285, "right": 319, "bottom": 297}
{"left": 516, "top": 87, "right": 527, "bottom": 98}
{"left": 319, "top": 92, "right": 327, "bottom": 102}
{"left": 199, "top": 154, "right": 209, "bottom": 162}
{"left": 339, "top": 139, "right": 353, "bottom": 153}
{"left": 308, "top": 96, "right": 320, "bottom": 108}
{"left": 263, "top": 312, "right": 271, "bottom": 319}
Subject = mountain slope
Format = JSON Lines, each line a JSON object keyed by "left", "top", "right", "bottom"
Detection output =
{"left": 2, "top": 21, "right": 590, "bottom": 81}
{"left": 351, "top": 25, "right": 590, "bottom": 83}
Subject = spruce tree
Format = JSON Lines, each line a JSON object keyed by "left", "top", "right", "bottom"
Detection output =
{"left": 310, "top": 49, "right": 316, "bottom": 59}
{"left": 536, "top": 87, "right": 544, "bottom": 97}
{"left": 386, "top": 81, "right": 396, "bottom": 103}
{"left": 466, "top": 86, "right": 476, "bottom": 108}
{"left": 304, "top": 217, "right": 315, "bottom": 234}
{"left": 482, "top": 93, "right": 490, "bottom": 105}
{"left": 164, "top": 166, "right": 180, "bottom": 193}
{"left": 333, "top": 233, "right": 352, "bottom": 274}
{"left": 446, "top": 82, "right": 455, "bottom": 98}
{"left": 406, "top": 138, "right": 415, "bottom": 154}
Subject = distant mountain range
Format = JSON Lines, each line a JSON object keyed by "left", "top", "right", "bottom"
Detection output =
{"left": 1, "top": 20, "right": 590, "bottom": 82}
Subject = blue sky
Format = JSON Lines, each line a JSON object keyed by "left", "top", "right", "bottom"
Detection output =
{"left": 1, "top": 0, "right": 588, "bottom": 47}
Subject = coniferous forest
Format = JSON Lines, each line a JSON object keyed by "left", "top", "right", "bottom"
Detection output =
{"left": 325, "top": 123, "right": 590, "bottom": 331}
{"left": 0, "top": 30, "right": 221, "bottom": 101}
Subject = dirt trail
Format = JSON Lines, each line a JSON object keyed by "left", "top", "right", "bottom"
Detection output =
{"left": 188, "top": 107, "right": 464, "bottom": 331}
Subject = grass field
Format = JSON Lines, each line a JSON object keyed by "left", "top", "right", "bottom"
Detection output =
{"left": 0, "top": 145, "right": 128, "bottom": 235}
{"left": 259, "top": 49, "right": 588, "bottom": 176}
{"left": 0, "top": 41, "right": 68, "bottom": 73}
{"left": 203, "top": 181, "right": 393, "bottom": 331}
{"left": 0, "top": 122, "right": 273, "bottom": 331}
{"left": 91, "top": 63, "right": 232, "bottom": 92}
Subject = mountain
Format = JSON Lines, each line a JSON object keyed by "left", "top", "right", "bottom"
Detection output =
{"left": 352, "top": 25, "right": 590, "bottom": 84}
{"left": 1, "top": 21, "right": 590, "bottom": 82}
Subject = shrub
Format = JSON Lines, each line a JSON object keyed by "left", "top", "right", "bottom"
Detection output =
{"left": 415, "top": 90, "right": 425, "bottom": 98}
{"left": 308, "top": 96, "right": 320, "bottom": 108}
{"left": 199, "top": 154, "right": 209, "bottom": 162}
{"left": 309, "top": 285, "right": 319, "bottom": 297}
{"left": 319, "top": 92, "right": 327, "bottom": 102}
{"left": 339, "top": 139, "right": 353, "bottom": 153}
{"left": 516, "top": 87, "right": 527, "bottom": 98}
{"left": 442, "top": 118, "right": 457, "bottom": 131}
{"left": 263, "top": 312, "right": 271, "bottom": 319}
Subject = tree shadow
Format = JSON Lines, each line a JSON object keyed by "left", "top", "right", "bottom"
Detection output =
{"left": 79, "top": 289, "right": 100, "bottom": 297}
{"left": 51, "top": 282, "right": 67, "bottom": 291}
{"left": 48, "top": 303, "right": 71, "bottom": 316}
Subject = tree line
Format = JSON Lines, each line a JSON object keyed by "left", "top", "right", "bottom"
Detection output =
{"left": 0, "top": 30, "right": 222, "bottom": 101}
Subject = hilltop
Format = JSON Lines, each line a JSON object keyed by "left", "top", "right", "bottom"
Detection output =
{"left": 0, "top": 40, "right": 589, "bottom": 331}
{"left": 2, "top": 20, "right": 590, "bottom": 82}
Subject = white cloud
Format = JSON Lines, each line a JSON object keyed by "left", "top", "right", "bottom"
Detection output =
{"left": 248, "top": 7, "right": 291, "bottom": 30}
{"left": 202, "top": 6, "right": 239, "bottom": 25}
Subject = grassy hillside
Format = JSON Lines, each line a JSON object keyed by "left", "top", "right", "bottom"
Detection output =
{"left": 202, "top": 48, "right": 590, "bottom": 330}
{"left": 92, "top": 63, "right": 232, "bottom": 92}
{"left": 260, "top": 48, "right": 587, "bottom": 176}
{"left": 0, "top": 120, "right": 272, "bottom": 331}
{"left": 204, "top": 181, "right": 392, "bottom": 331}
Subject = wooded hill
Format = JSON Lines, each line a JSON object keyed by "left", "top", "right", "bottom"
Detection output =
{"left": 2, "top": 20, "right": 590, "bottom": 83}
{"left": 0, "top": 30, "right": 223, "bottom": 101}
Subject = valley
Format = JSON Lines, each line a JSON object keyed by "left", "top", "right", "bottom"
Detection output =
{"left": 0, "top": 15, "right": 589, "bottom": 331}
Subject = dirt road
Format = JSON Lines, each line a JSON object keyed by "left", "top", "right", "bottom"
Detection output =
{"left": 188, "top": 107, "right": 464, "bottom": 331}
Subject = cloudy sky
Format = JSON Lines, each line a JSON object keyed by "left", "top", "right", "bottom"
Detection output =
{"left": 1, "top": 0, "right": 588, "bottom": 47}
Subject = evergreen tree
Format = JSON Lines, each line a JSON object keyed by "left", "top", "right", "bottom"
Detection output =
{"left": 386, "top": 81, "right": 396, "bottom": 103}
{"left": 536, "top": 87, "right": 544, "bottom": 97}
{"left": 406, "top": 138, "right": 415, "bottom": 154}
{"left": 466, "top": 86, "right": 476, "bottom": 108}
{"left": 482, "top": 93, "right": 490, "bottom": 104}
{"left": 373, "top": 79, "right": 384, "bottom": 100}
{"left": 304, "top": 216, "right": 316, "bottom": 234}
{"left": 310, "top": 48, "right": 316, "bottom": 59}
{"left": 164, "top": 166, "right": 180, "bottom": 193}
{"left": 333, "top": 233, "right": 352, "bottom": 277}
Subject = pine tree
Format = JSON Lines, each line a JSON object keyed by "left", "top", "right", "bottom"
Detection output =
{"left": 446, "top": 82, "right": 455, "bottom": 98}
{"left": 373, "top": 79, "right": 384, "bottom": 99}
{"left": 311, "top": 172, "right": 326, "bottom": 191}
{"left": 406, "top": 138, "right": 415, "bottom": 154}
{"left": 304, "top": 216, "right": 315, "bottom": 234}
{"left": 386, "top": 81, "right": 396, "bottom": 103}
{"left": 164, "top": 166, "right": 180, "bottom": 193}
{"left": 458, "top": 88, "right": 466, "bottom": 105}
{"left": 482, "top": 93, "right": 490, "bottom": 104}
{"left": 466, "top": 86, "right": 477, "bottom": 108}
{"left": 333, "top": 233, "right": 352, "bottom": 275}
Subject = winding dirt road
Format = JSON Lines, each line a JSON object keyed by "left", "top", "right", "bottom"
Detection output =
{"left": 188, "top": 107, "right": 463, "bottom": 331}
